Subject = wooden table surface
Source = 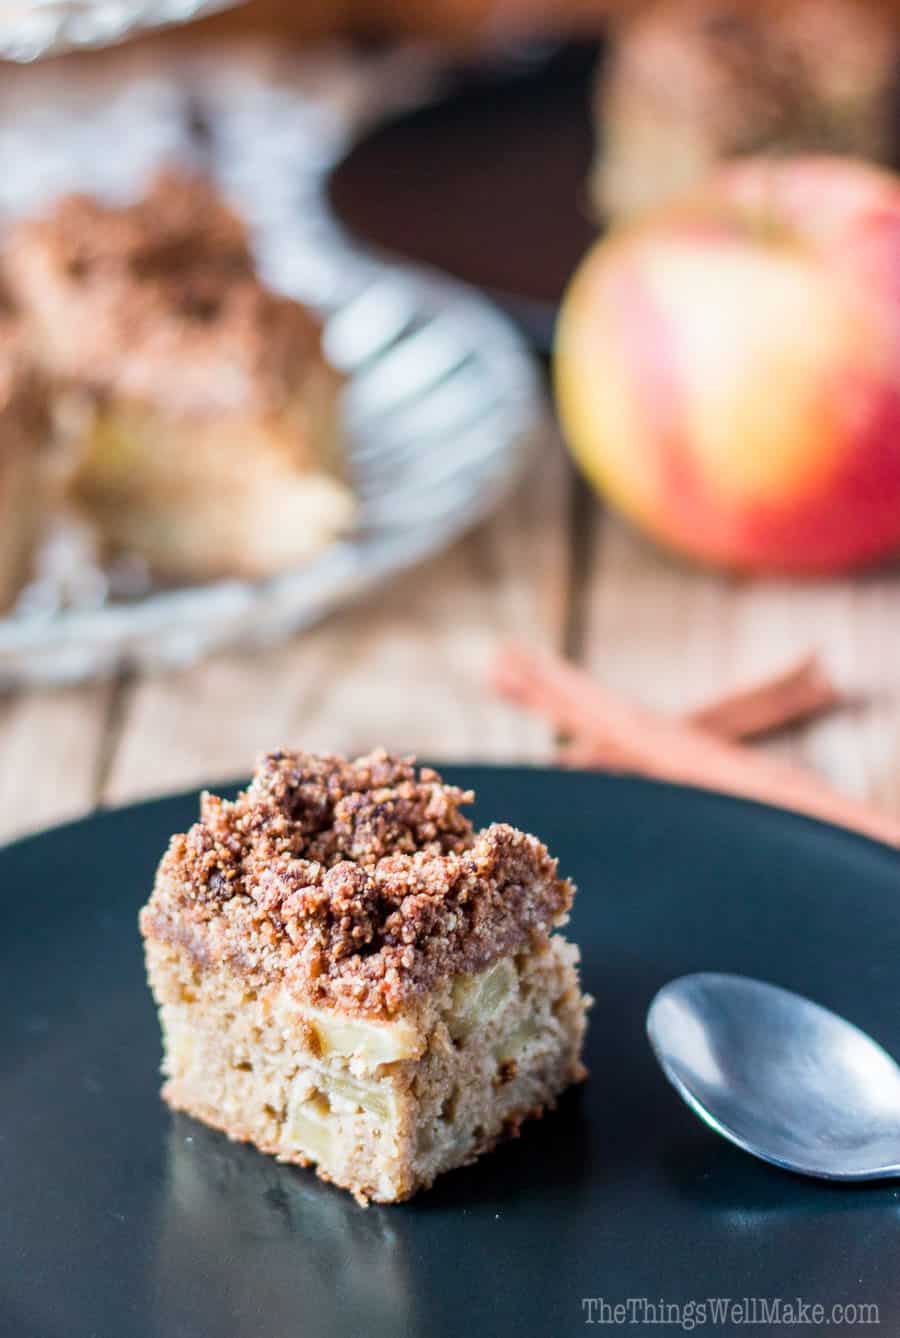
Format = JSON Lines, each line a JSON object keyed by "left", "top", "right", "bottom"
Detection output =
{"left": 2, "top": 433, "right": 898, "bottom": 847}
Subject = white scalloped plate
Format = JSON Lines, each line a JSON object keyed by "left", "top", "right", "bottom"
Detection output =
{"left": 0, "top": 0, "right": 242, "bottom": 61}
{"left": 0, "top": 53, "right": 544, "bottom": 685}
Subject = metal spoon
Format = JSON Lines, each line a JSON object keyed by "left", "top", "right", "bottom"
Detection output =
{"left": 647, "top": 972, "right": 900, "bottom": 1181}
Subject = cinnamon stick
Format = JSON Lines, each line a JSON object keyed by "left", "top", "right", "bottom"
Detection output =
{"left": 557, "top": 653, "right": 839, "bottom": 766}
{"left": 687, "top": 654, "right": 839, "bottom": 741}
{"left": 493, "top": 645, "right": 900, "bottom": 849}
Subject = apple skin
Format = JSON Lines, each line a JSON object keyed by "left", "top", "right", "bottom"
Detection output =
{"left": 555, "top": 155, "right": 900, "bottom": 573}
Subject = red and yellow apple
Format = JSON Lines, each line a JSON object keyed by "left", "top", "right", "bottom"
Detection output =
{"left": 555, "top": 155, "right": 900, "bottom": 572}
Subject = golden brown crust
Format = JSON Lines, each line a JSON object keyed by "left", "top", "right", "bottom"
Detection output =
{"left": 140, "top": 749, "right": 574, "bottom": 1017}
{"left": 0, "top": 283, "right": 43, "bottom": 430}
{"left": 5, "top": 169, "right": 327, "bottom": 416}
{"left": 0, "top": 293, "right": 51, "bottom": 610}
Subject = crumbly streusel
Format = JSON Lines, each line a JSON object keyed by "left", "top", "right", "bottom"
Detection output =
{"left": 5, "top": 170, "right": 326, "bottom": 415}
{"left": 141, "top": 750, "right": 574, "bottom": 1016}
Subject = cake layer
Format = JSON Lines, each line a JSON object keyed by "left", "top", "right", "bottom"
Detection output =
{"left": 0, "top": 439, "right": 40, "bottom": 611}
{"left": 0, "top": 296, "right": 51, "bottom": 610}
{"left": 145, "top": 931, "right": 588, "bottom": 1204}
{"left": 69, "top": 374, "right": 351, "bottom": 580}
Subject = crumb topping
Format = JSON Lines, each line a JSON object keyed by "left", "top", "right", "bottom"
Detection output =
{"left": 28, "top": 168, "right": 253, "bottom": 285}
{"left": 6, "top": 169, "right": 327, "bottom": 414}
{"left": 141, "top": 750, "right": 574, "bottom": 1015}
{"left": 610, "top": 0, "right": 896, "bottom": 154}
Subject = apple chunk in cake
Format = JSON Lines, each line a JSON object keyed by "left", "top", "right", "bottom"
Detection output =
{"left": 140, "top": 750, "right": 590, "bottom": 1204}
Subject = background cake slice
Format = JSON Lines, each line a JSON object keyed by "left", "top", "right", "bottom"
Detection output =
{"left": 140, "top": 749, "right": 590, "bottom": 1204}
{"left": 595, "top": 0, "right": 899, "bottom": 224}
{"left": 0, "top": 288, "right": 52, "bottom": 612}
{"left": 5, "top": 171, "right": 354, "bottom": 581}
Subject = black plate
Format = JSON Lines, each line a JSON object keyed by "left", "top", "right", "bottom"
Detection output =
{"left": 329, "top": 45, "right": 601, "bottom": 350}
{"left": 2, "top": 767, "right": 898, "bottom": 1338}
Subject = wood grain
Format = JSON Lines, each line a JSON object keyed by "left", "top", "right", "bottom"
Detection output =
{"left": 0, "top": 681, "right": 114, "bottom": 844}
{"left": 580, "top": 509, "right": 900, "bottom": 815}
{"left": 101, "top": 444, "right": 572, "bottom": 807}
{"left": 494, "top": 642, "right": 900, "bottom": 847}
{"left": 2, "top": 443, "right": 899, "bottom": 841}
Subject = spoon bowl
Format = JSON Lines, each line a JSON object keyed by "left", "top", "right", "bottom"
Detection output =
{"left": 647, "top": 973, "right": 900, "bottom": 1181}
